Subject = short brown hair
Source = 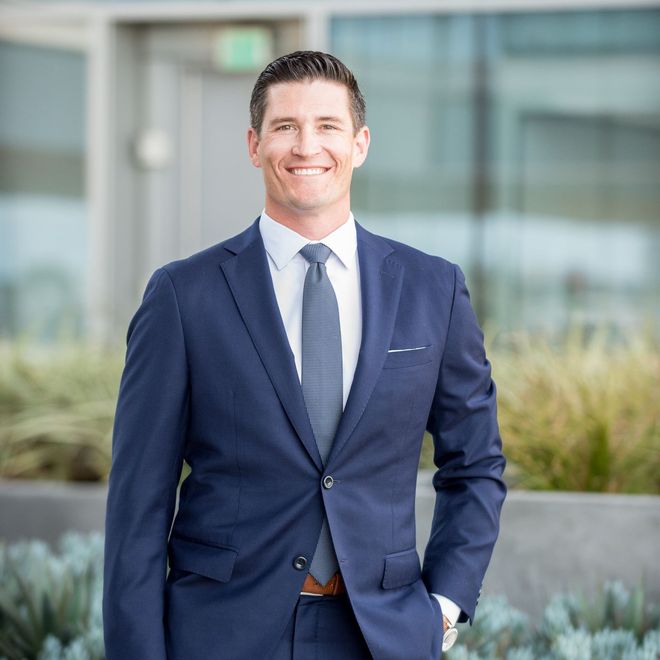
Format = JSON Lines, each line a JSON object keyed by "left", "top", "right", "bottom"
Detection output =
{"left": 250, "top": 50, "right": 366, "bottom": 135}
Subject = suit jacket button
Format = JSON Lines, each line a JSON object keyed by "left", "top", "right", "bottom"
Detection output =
{"left": 323, "top": 475, "right": 334, "bottom": 489}
{"left": 293, "top": 556, "right": 307, "bottom": 570}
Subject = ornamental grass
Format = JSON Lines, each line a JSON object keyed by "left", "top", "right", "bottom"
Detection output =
{"left": 1, "top": 328, "right": 659, "bottom": 493}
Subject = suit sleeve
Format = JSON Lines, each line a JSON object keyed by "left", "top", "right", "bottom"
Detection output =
{"left": 421, "top": 263, "right": 507, "bottom": 625}
{"left": 103, "top": 267, "right": 190, "bottom": 659}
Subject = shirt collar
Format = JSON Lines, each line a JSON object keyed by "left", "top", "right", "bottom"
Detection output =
{"left": 258, "top": 209, "right": 357, "bottom": 271}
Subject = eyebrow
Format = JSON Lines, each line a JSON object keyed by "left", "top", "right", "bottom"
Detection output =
{"left": 267, "top": 116, "right": 347, "bottom": 127}
{"left": 267, "top": 117, "right": 297, "bottom": 126}
{"left": 318, "top": 116, "right": 346, "bottom": 124}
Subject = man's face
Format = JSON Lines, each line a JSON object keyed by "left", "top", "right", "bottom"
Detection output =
{"left": 247, "top": 79, "right": 370, "bottom": 221}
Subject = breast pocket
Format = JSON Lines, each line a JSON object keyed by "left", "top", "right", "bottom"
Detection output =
{"left": 382, "top": 345, "right": 433, "bottom": 369}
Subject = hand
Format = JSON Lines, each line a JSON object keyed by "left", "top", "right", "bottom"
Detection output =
{"left": 442, "top": 614, "right": 452, "bottom": 633}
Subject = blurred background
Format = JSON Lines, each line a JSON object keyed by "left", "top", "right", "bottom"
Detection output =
{"left": 1, "top": 1, "right": 659, "bottom": 341}
{"left": 0, "top": 1, "right": 659, "bottom": 658}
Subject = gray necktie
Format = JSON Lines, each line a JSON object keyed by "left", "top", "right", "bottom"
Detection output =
{"left": 299, "top": 242, "right": 342, "bottom": 585}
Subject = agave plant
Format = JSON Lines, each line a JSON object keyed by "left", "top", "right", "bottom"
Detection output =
{"left": 448, "top": 580, "right": 660, "bottom": 660}
{"left": 445, "top": 594, "right": 532, "bottom": 658}
{"left": 0, "top": 532, "right": 104, "bottom": 660}
{"left": 538, "top": 580, "right": 660, "bottom": 645}
{"left": 0, "top": 532, "right": 658, "bottom": 659}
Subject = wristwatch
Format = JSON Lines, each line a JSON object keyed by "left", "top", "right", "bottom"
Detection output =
{"left": 442, "top": 614, "right": 458, "bottom": 652}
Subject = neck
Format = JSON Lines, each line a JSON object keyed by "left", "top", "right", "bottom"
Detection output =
{"left": 264, "top": 202, "right": 350, "bottom": 240}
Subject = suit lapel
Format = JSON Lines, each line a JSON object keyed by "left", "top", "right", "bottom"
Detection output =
{"left": 219, "top": 217, "right": 404, "bottom": 472}
{"left": 325, "top": 221, "right": 404, "bottom": 465}
{"left": 220, "top": 218, "right": 323, "bottom": 471}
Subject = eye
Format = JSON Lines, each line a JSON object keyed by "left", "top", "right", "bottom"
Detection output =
{"left": 277, "top": 124, "right": 295, "bottom": 131}
{"left": 321, "top": 124, "right": 338, "bottom": 131}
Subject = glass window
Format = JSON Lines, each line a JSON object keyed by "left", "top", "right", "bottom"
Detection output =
{"left": 0, "top": 41, "right": 87, "bottom": 342}
{"left": 332, "top": 15, "right": 476, "bottom": 274}
{"left": 332, "top": 9, "right": 660, "bottom": 333}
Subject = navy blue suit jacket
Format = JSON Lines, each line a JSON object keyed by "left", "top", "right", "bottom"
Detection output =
{"left": 102, "top": 217, "right": 506, "bottom": 660}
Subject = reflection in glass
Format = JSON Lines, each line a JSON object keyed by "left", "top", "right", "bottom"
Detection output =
{"left": 332, "top": 10, "right": 660, "bottom": 333}
{"left": 0, "top": 41, "right": 87, "bottom": 341}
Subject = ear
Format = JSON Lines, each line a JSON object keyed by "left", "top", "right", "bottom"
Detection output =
{"left": 247, "top": 127, "right": 262, "bottom": 168}
{"left": 352, "top": 125, "right": 370, "bottom": 169}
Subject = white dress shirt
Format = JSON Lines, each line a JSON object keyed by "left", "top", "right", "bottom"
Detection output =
{"left": 258, "top": 209, "right": 461, "bottom": 628}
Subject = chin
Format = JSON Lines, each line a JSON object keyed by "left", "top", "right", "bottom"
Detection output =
{"left": 289, "top": 197, "right": 328, "bottom": 212}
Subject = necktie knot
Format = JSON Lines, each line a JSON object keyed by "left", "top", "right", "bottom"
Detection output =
{"left": 299, "top": 243, "right": 332, "bottom": 265}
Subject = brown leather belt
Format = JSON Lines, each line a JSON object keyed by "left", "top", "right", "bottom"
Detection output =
{"left": 301, "top": 571, "right": 346, "bottom": 596}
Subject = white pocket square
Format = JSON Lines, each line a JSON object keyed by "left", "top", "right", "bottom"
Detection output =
{"left": 387, "top": 346, "right": 430, "bottom": 353}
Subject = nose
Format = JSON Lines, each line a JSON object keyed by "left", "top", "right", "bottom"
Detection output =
{"left": 291, "top": 126, "right": 321, "bottom": 158}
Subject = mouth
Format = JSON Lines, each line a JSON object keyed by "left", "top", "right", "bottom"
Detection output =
{"left": 286, "top": 167, "right": 330, "bottom": 176}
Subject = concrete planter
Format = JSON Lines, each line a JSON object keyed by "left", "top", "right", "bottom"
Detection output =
{"left": 416, "top": 470, "right": 660, "bottom": 618}
{"left": 0, "top": 478, "right": 107, "bottom": 547}
{"left": 2, "top": 473, "right": 659, "bottom": 618}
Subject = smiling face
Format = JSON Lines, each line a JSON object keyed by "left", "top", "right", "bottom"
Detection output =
{"left": 247, "top": 79, "right": 370, "bottom": 233}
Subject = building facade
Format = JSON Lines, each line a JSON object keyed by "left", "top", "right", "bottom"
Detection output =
{"left": 1, "top": 1, "right": 659, "bottom": 342}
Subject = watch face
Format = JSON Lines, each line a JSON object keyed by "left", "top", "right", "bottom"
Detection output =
{"left": 442, "top": 626, "right": 458, "bottom": 652}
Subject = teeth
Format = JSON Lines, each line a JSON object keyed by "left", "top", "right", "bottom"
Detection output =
{"left": 290, "top": 168, "right": 326, "bottom": 176}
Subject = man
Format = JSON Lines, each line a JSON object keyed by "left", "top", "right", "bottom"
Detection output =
{"left": 103, "top": 51, "right": 506, "bottom": 660}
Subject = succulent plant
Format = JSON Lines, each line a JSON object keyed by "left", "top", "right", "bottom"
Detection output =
{"left": 449, "top": 580, "right": 660, "bottom": 659}
{"left": 0, "top": 532, "right": 104, "bottom": 660}
{"left": 0, "top": 533, "right": 657, "bottom": 659}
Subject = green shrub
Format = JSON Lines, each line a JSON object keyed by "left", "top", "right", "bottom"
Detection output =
{"left": 0, "top": 533, "right": 658, "bottom": 659}
{"left": 492, "top": 328, "right": 659, "bottom": 494}
{"left": 0, "top": 341, "right": 121, "bottom": 481}
{"left": 420, "top": 328, "right": 660, "bottom": 494}
{"left": 1, "top": 329, "right": 658, "bottom": 493}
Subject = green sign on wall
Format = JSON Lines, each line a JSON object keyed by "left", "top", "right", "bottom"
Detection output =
{"left": 213, "top": 26, "right": 273, "bottom": 72}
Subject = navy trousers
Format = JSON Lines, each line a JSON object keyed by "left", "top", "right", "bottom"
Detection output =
{"left": 270, "top": 593, "right": 373, "bottom": 660}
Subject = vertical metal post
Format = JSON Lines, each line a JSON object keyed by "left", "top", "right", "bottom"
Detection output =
{"left": 470, "top": 14, "right": 491, "bottom": 323}
{"left": 85, "top": 15, "right": 117, "bottom": 345}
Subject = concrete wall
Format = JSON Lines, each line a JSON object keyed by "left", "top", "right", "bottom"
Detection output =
{"left": 0, "top": 478, "right": 107, "bottom": 546}
{"left": 416, "top": 470, "right": 660, "bottom": 619}
{"left": 2, "top": 474, "right": 659, "bottom": 619}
